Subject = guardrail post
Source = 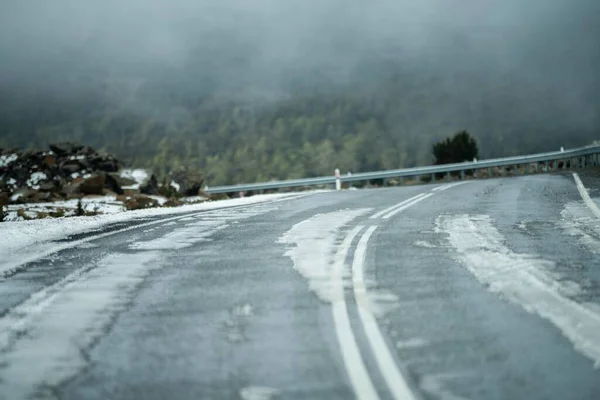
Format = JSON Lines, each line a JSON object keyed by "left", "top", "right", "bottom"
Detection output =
{"left": 335, "top": 168, "right": 341, "bottom": 191}
{"left": 460, "top": 170, "right": 465, "bottom": 180}
{"left": 430, "top": 173, "right": 435, "bottom": 183}
{"left": 488, "top": 167, "right": 493, "bottom": 178}
{"left": 446, "top": 172, "right": 451, "bottom": 182}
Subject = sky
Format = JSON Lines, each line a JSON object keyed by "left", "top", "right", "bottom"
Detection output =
{"left": 0, "top": 0, "right": 599, "bottom": 125}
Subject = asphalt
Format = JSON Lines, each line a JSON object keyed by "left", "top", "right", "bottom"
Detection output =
{"left": 0, "top": 172, "right": 599, "bottom": 400}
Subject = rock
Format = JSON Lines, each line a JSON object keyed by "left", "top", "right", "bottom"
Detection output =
{"left": 77, "top": 146, "right": 96, "bottom": 156}
{"left": 12, "top": 167, "right": 29, "bottom": 183}
{"left": 2, "top": 143, "right": 131, "bottom": 209}
{"left": 49, "top": 142, "right": 84, "bottom": 156}
{"left": 140, "top": 174, "right": 160, "bottom": 195}
{"left": 163, "top": 198, "right": 184, "bottom": 207}
{"left": 79, "top": 174, "right": 105, "bottom": 195}
{"left": 98, "top": 159, "right": 119, "bottom": 172}
{"left": 12, "top": 188, "right": 51, "bottom": 203}
{"left": 42, "top": 154, "right": 57, "bottom": 167}
{"left": 0, "top": 192, "right": 9, "bottom": 207}
{"left": 38, "top": 181, "right": 56, "bottom": 192}
{"left": 123, "top": 195, "right": 158, "bottom": 210}
{"left": 103, "top": 173, "right": 124, "bottom": 195}
{"left": 109, "top": 173, "right": 136, "bottom": 188}
{"left": 170, "top": 170, "right": 204, "bottom": 196}
{"left": 60, "top": 160, "right": 84, "bottom": 175}
{"left": 0, "top": 147, "right": 18, "bottom": 156}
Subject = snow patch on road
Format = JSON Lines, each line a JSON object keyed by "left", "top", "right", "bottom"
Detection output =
{"left": 396, "top": 337, "right": 429, "bottom": 350}
{"left": 240, "top": 386, "right": 281, "bottom": 400}
{"left": 437, "top": 214, "right": 600, "bottom": 367}
{"left": 420, "top": 372, "right": 471, "bottom": 400}
{"left": 414, "top": 240, "right": 438, "bottom": 248}
{"left": 0, "top": 252, "right": 161, "bottom": 399}
{"left": 0, "top": 193, "right": 302, "bottom": 276}
{"left": 129, "top": 220, "right": 229, "bottom": 250}
{"left": 559, "top": 200, "right": 600, "bottom": 254}
{"left": 278, "top": 208, "right": 370, "bottom": 302}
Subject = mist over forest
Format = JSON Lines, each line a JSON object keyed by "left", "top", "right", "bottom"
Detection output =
{"left": 1, "top": 0, "right": 599, "bottom": 184}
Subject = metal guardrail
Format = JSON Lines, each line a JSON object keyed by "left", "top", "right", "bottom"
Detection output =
{"left": 204, "top": 144, "right": 600, "bottom": 194}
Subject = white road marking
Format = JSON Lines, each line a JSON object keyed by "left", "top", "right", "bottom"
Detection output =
{"left": 370, "top": 193, "right": 427, "bottom": 219}
{"left": 437, "top": 214, "right": 600, "bottom": 367}
{"left": 573, "top": 173, "right": 600, "bottom": 219}
{"left": 331, "top": 225, "right": 381, "bottom": 400}
{"left": 434, "top": 181, "right": 470, "bottom": 192}
{"left": 432, "top": 184, "right": 451, "bottom": 192}
{"left": 383, "top": 193, "right": 434, "bottom": 219}
{"left": 352, "top": 226, "right": 417, "bottom": 400}
{"left": 559, "top": 201, "right": 600, "bottom": 254}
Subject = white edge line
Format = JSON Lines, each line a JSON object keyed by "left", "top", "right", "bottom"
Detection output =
{"left": 331, "top": 225, "right": 380, "bottom": 400}
{"left": 432, "top": 184, "right": 451, "bottom": 192}
{"left": 353, "top": 226, "right": 417, "bottom": 400}
{"left": 573, "top": 173, "right": 600, "bottom": 219}
{"left": 383, "top": 193, "right": 434, "bottom": 219}
{"left": 436, "top": 181, "right": 471, "bottom": 192}
{"left": 370, "top": 193, "right": 427, "bottom": 219}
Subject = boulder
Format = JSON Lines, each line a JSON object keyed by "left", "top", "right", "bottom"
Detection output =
{"left": 104, "top": 173, "right": 124, "bottom": 195}
{"left": 49, "top": 142, "right": 84, "bottom": 156}
{"left": 38, "top": 181, "right": 56, "bottom": 192}
{"left": 109, "top": 173, "right": 136, "bottom": 188}
{"left": 60, "top": 160, "right": 84, "bottom": 175}
{"left": 0, "top": 192, "right": 9, "bottom": 207}
{"left": 98, "top": 159, "right": 119, "bottom": 172}
{"left": 123, "top": 195, "right": 159, "bottom": 210}
{"left": 42, "top": 154, "right": 57, "bottom": 167}
{"left": 163, "top": 198, "right": 184, "bottom": 207}
{"left": 12, "top": 188, "right": 51, "bottom": 203}
{"left": 79, "top": 174, "right": 105, "bottom": 195}
{"left": 140, "top": 174, "right": 160, "bottom": 195}
{"left": 170, "top": 170, "right": 204, "bottom": 196}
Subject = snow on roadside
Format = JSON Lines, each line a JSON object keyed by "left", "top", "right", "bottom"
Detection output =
{"left": 0, "top": 193, "right": 304, "bottom": 274}
{"left": 3, "top": 196, "right": 127, "bottom": 222}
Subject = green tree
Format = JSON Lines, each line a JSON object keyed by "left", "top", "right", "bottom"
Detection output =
{"left": 433, "top": 131, "right": 479, "bottom": 165}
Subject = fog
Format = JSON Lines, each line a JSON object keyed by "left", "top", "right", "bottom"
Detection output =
{"left": 1, "top": 0, "right": 599, "bottom": 138}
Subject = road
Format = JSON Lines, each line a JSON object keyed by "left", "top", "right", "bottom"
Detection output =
{"left": 1, "top": 172, "right": 600, "bottom": 400}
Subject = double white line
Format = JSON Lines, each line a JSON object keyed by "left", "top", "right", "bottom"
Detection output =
{"left": 332, "top": 225, "right": 417, "bottom": 400}
{"left": 370, "top": 193, "right": 433, "bottom": 220}
{"left": 333, "top": 183, "right": 472, "bottom": 398}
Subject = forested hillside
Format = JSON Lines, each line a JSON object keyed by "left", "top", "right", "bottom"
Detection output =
{"left": 1, "top": 0, "right": 599, "bottom": 186}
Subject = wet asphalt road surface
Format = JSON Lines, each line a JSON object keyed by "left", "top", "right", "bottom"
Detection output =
{"left": 1, "top": 172, "right": 600, "bottom": 400}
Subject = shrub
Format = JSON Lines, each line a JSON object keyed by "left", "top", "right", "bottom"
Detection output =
{"left": 433, "top": 131, "right": 479, "bottom": 165}
{"left": 76, "top": 199, "right": 85, "bottom": 216}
